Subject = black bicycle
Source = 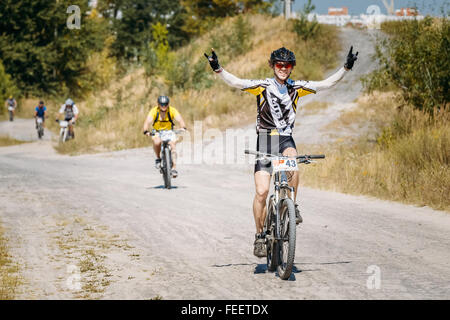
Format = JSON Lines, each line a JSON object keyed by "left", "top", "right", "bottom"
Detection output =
{"left": 8, "top": 106, "right": 14, "bottom": 121}
{"left": 245, "top": 149, "right": 325, "bottom": 280}
{"left": 151, "top": 129, "right": 184, "bottom": 189}
{"left": 36, "top": 117, "right": 44, "bottom": 139}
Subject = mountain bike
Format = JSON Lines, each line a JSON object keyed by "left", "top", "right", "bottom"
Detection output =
{"left": 36, "top": 117, "right": 44, "bottom": 139}
{"left": 151, "top": 129, "right": 184, "bottom": 189}
{"left": 56, "top": 119, "right": 74, "bottom": 142}
{"left": 245, "top": 149, "right": 325, "bottom": 280}
{"left": 8, "top": 106, "right": 14, "bottom": 121}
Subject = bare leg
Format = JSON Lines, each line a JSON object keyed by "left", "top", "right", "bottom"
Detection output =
{"left": 253, "top": 171, "right": 271, "bottom": 234}
{"left": 168, "top": 141, "right": 177, "bottom": 169}
{"left": 152, "top": 136, "right": 162, "bottom": 159}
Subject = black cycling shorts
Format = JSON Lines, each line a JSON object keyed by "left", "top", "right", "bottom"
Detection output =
{"left": 254, "top": 134, "right": 296, "bottom": 174}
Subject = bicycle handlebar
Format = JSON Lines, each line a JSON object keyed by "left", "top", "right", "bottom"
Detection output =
{"left": 245, "top": 149, "right": 325, "bottom": 160}
{"left": 149, "top": 129, "right": 186, "bottom": 136}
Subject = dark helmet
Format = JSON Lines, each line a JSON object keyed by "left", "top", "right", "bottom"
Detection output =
{"left": 157, "top": 95, "right": 169, "bottom": 106}
{"left": 269, "top": 47, "right": 296, "bottom": 66}
{"left": 39, "top": 100, "right": 44, "bottom": 105}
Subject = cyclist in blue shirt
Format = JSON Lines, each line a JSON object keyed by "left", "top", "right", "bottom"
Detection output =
{"left": 35, "top": 100, "right": 47, "bottom": 129}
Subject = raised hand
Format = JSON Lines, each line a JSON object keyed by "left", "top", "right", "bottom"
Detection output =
{"left": 344, "top": 46, "right": 359, "bottom": 70}
{"left": 204, "top": 49, "right": 221, "bottom": 72}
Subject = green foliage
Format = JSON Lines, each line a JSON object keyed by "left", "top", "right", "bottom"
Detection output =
{"left": 0, "top": 0, "right": 111, "bottom": 98}
{"left": 165, "top": 14, "right": 253, "bottom": 93}
{"left": 226, "top": 15, "right": 253, "bottom": 56}
{"left": 152, "top": 23, "right": 170, "bottom": 69}
{"left": 209, "top": 15, "right": 253, "bottom": 58}
{"left": 100, "top": 0, "right": 187, "bottom": 59}
{"left": 0, "top": 60, "right": 18, "bottom": 114}
{"left": 142, "top": 22, "right": 171, "bottom": 80}
{"left": 292, "top": 0, "right": 320, "bottom": 41}
{"left": 165, "top": 52, "right": 190, "bottom": 92}
{"left": 363, "top": 17, "right": 450, "bottom": 113}
{"left": 180, "top": 0, "right": 271, "bottom": 39}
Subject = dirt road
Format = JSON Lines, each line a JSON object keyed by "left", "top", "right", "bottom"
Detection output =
{"left": 0, "top": 28, "right": 449, "bottom": 300}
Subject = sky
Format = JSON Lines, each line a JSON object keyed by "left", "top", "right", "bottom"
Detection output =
{"left": 291, "top": 0, "right": 449, "bottom": 16}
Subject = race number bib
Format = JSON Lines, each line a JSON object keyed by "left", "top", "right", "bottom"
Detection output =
{"left": 272, "top": 158, "right": 298, "bottom": 172}
{"left": 160, "top": 130, "right": 175, "bottom": 142}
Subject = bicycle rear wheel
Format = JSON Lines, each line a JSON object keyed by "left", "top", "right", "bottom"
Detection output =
{"left": 37, "top": 124, "right": 43, "bottom": 139}
{"left": 277, "top": 198, "right": 296, "bottom": 280}
{"left": 163, "top": 147, "right": 172, "bottom": 189}
{"left": 265, "top": 195, "right": 277, "bottom": 272}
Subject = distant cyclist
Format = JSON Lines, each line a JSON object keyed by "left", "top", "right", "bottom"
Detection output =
{"left": 57, "top": 99, "right": 79, "bottom": 139}
{"left": 34, "top": 100, "right": 47, "bottom": 131}
{"left": 5, "top": 96, "right": 17, "bottom": 119}
{"left": 143, "top": 95, "right": 187, "bottom": 178}
{"left": 205, "top": 46, "right": 358, "bottom": 257}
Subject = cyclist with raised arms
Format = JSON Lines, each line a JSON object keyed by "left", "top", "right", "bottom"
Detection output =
{"left": 205, "top": 46, "right": 358, "bottom": 257}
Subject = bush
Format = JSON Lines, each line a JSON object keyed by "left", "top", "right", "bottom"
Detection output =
{"left": 363, "top": 17, "right": 449, "bottom": 114}
{"left": 292, "top": 0, "right": 320, "bottom": 41}
{"left": 300, "top": 92, "right": 450, "bottom": 211}
{"left": 0, "top": 60, "right": 18, "bottom": 115}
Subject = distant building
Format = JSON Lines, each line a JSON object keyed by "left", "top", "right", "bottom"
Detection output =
{"left": 328, "top": 7, "right": 349, "bottom": 16}
{"left": 395, "top": 8, "right": 419, "bottom": 16}
{"left": 306, "top": 5, "right": 423, "bottom": 29}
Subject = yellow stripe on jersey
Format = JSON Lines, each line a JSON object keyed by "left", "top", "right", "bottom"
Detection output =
{"left": 242, "top": 86, "right": 265, "bottom": 96}
{"left": 297, "top": 87, "right": 315, "bottom": 98}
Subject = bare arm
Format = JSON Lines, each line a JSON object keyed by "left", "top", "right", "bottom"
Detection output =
{"left": 174, "top": 114, "right": 186, "bottom": 129}
{"left": 143, "top": 114, "right": 153, "bottom": 133}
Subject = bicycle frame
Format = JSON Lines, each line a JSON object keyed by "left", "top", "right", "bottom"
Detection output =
{"left": 272, "top": 170, "right": 295, "bottom": 241}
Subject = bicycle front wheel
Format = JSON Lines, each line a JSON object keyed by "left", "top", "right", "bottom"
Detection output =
{"left": 163, "top": 147, "right": 172, "bottom": 189}
{"left": 277, "top": 198, "right": 296, "bottom": 280}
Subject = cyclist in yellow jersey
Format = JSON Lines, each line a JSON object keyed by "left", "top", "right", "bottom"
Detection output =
{"left": 143, "top": 95, "right": 187, "bottom": 178}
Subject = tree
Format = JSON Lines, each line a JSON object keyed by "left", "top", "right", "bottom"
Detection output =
{"left": 0, "top": 60, "right": 18, "bottom": 114}
{"left": 292, "top": 0, "right": 320, "bottom": 41}
{"left": 0, "top": 0, "right": 110, "bottom": 97}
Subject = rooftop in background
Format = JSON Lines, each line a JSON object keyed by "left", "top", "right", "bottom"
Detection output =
{"left": 328, "top": 7, "right": 349, "bottom": 16}
{"left": 292, "top": 0, "right": 448, "bottom": 16}
{"left": 396, "top": 8, "right": 420, "bottom": 16}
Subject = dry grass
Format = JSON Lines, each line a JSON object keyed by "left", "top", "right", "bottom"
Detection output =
{"left": 323, "top": 92, "right": 400, "bottom": 133}
{"left": 301, "top": 101, "right": 330, "bottom": 116}
{"left": 0, "top": 136, "right": 27, "bottom": 147}
{"left": 0, "top": 223, "right": 21, "bottom": 300}
{"left": 51, "top": 214, "right": 133, "bottom": 299}
{"left": 300, "top": 91, "right": 450, "bottom": 211}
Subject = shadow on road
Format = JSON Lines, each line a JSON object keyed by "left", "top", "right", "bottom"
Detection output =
{"left": 147, "top": 185, "right": 187, "bottom": 189}
{"left": 211, "top": 260, "right": 351, "bottom": 281}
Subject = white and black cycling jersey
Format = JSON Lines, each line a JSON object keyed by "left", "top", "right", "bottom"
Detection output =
{"left": 217, "top": 67, "right": 347, "bottom": 135}
{"left": 7, "top": 98, "right": 16, "bottom": 107}
{"left": 59, "top": 104, "right": 79, "bottom": 120}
